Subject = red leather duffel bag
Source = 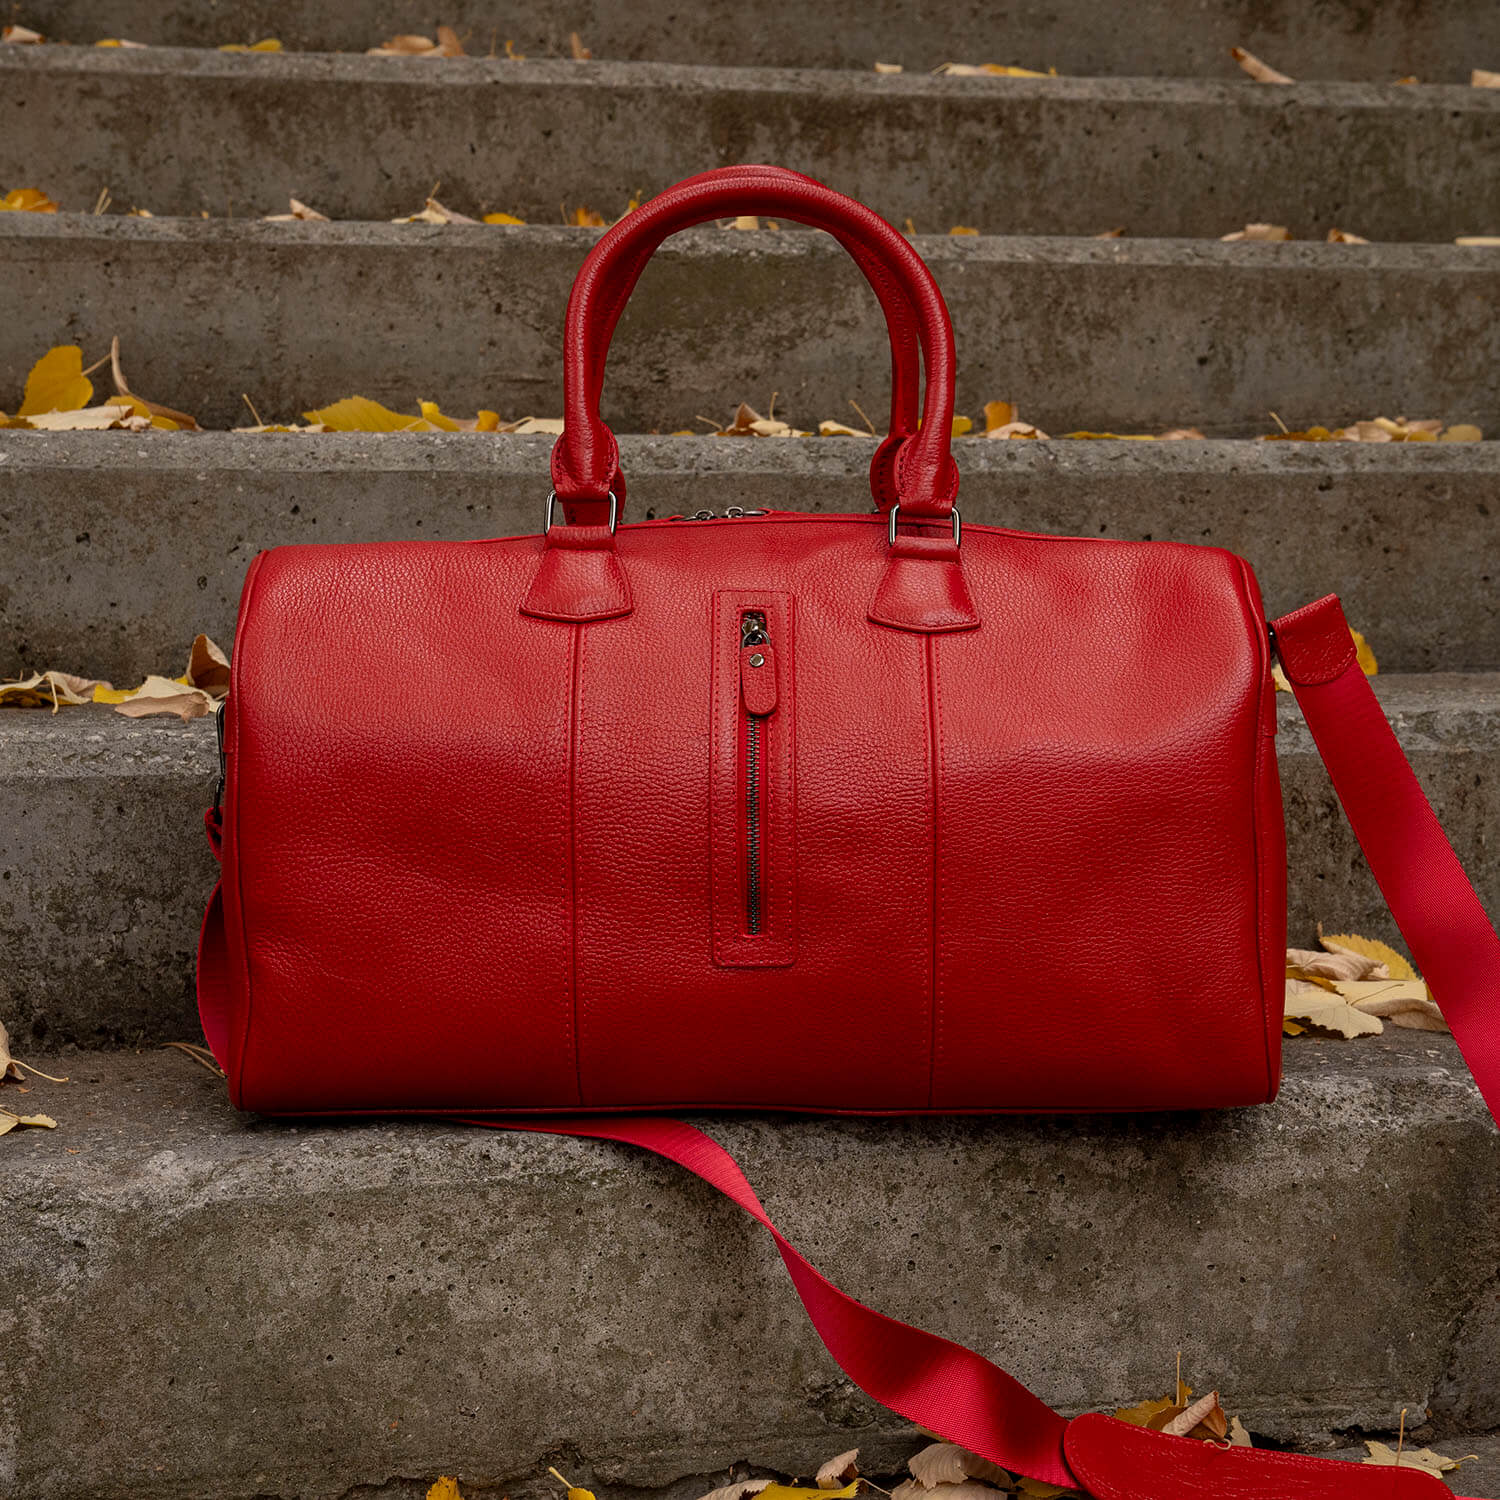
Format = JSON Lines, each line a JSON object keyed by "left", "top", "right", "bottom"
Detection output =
{"left": 197, "top": 167, "right": 1498, "bottom": 1498}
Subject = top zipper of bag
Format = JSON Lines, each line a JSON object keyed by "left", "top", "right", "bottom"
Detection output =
{"left": 669, "top": 507, "right": 770, "bottom": 521}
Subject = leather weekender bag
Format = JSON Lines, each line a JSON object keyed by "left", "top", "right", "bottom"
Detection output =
{"left": 196, "top": 167, "right": 1498, "bottom": 1498}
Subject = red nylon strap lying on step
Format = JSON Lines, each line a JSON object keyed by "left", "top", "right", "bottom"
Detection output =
{"left": 464, "top": 596, "right": 1498, "bottom": 1497}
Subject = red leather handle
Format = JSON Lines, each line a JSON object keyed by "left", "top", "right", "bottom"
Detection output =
{"left": 550, "top": 166, "right": 959, "bottom": 524}
{"left": 595, "top": 167, "right": 923, "bottom": 514}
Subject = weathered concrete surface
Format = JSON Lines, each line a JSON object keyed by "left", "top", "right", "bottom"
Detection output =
{"left": 4, "top": 49, "right": 1497, "bottom": 240}
{"left": 3, "top": 218, "right": 1497, "bottom": 436}
{"left": 2, "top": 1038, "right": 1496, "bottom": 1500}
{"left": 3, "top": 676, "right": 1498, "bottom": 1047}
{"left": 16, "top": 0, "right": 1500, "bottom": 82}
{"left": 3, "top": 434, "right": 1499, "bottom": 679}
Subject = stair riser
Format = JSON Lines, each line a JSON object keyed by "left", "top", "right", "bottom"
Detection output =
{"left": 3, "top": 436, "right": 1498, "bottom": 678}
{"left": 4, "top": 1045, "right": 1496, "bottom": 1500}
{"left": 14, "top": 0, "right": 1500, "bottom": 81}
{"left": 3, "top": 220, "right": 1497, "bottom": 436}
{"left": 2, "top": 687, "right": 1495, "bottom": 1047}
{"left": 3, "top": 52, "right": 1497, "bottom": 240}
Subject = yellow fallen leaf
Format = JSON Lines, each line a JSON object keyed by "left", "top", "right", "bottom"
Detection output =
{"left": 1320, "top": 929, "right": 1412, "bottom": 978}
{"left": 1113, "top": 1395, "right": 1178, "bottom": 1427}
{"left": 1326, "top": 227, "right": 1370, "bottom": 243}
{"left": 418, "top": 400, "right": 463, "bottom": 432}
{"left": 1363, "top": 1442, "right": 1474, "bottom": 1475}
{"left": 1261, "top": 425, "right": 1336, "bottom": 441}
{"left": 874, "top": 61, "right": 903, "bottom": 73}
{"left": 1221, "top": 223, "right": 1290, "bottom": 241}
{"left": 95, "top": 38, "right": 148, "bottom": 47}
{"left": 1016, "top": 1481, "right": 1080, "bottom": 1499}
{"left": 1471, "top": 69, "right": 1500, "bottom": 88}
{"left": 951, "top": 416, "right": 973, "bottom": 437}
{"left": 567, "top": 205, "right": 607, "bottom": 227}
{"left": 475, "top": 410, "right": 501, "bottom": 431}
{"left": 1, "top": 24, "right": 43, "bottom": 42}
{"left": 1, "top": 187, "right": 58, "bottom": 212}
{"left": 0, "top": 1108, "right": 58, "bottom": 1136}
{"left": 1064, "top": 431, "right": 1159, "bottom": 440}
{"left": 818, "top": 420, "right": 866, "bottom": 436}
{"left": 1231, "top": 46, "right": 1292, "bottom": 82}
{"left": 426, "top": 1480, "right": 464, "bottom": 1500}
{"left": 303, "top": 396, "right": 429, "bottom": 431}
{"left": 1440, "top": 422, "right": 1483, "bottom": 441}
{"left": 508, "top": 416, "right": 566, "bottom": 435}
{"left": 760, "top": 1484, "right": 859, "bottom": 1500}
{"left": 948, "top": 225, "right": 979, "bottom": 236}
{"left": 19, "top": 345, "right": 94, "bottom": 415}
{"left": 1335, "top": 980, "right": 1445, "bottom": 1031}
{"left": 219, "top": 38, "right": 282, "bottom": 51}
{"left": 817, "top": 1450, "right": 860, "bottom": 1489}
{"left": 483, "top": 211, "right": 526, "bottom": 225}
{"left": 547, "top": 1467, "right": 597, "bottom": 1500}
{"left": 983, "top": 400, "right": 1015, "bottom": 432}
{"left": 987, "top": 420, "right": 1048, "bottom": 439}
{"left": 1456, "top": 236, "right": 1500, "bottom": 246}
{"left": 100, "top": 674, "right": 217, "bottom": 721}
{"left": 934, "top": 61, "right": 1057, "bottom": 77}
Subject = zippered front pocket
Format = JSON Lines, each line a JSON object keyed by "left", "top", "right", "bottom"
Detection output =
{"left": 711, "top": 591, "right": 796, "bottom": 966}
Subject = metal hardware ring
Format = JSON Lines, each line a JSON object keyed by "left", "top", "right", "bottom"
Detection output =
{"left": 887, "top": 502, "right": 961, "bottom": 547}
{"left": 544, "top": 490, "right": 619, "bottom": 535}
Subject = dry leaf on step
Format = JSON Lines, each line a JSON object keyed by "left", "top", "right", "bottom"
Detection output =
{"left": 1285, "top": 977, "right": 1383, "bottom": 1037}
{"left": 1162, "top": 1391, "right": 1228, "bottom": 1439}
{"left": 0, "top": 1020, "right": 21, "bottom": 1082}
{"left": 908, "top": 1443, "right": 1012, "bottom": 1489}
{"left": 427, "top": 1479, "right": 465, "bottom": 1500}
{"left": 817, "top": 1451, "right": 859, "bottom": 1489}
{"left": 1287, "top": 946, "right": 1386, "bottom": 982}
{"left": 1, "top": 187, "right": 58, "bottom": 211}
{"left": 186, "top": 634, "right": 231, "bottom": 695}
{"left": 874, "top": 62, "right": 903, "bottom": 73}
{"left": 19, "top": 345, "right": 93, "bottom": 415}
{"left": 758, "top": 1484, "right": 859, "bottom": 1500}
{"left": 894, "top": 1483, "right": 1008, "bottom": 1500}
{"left": 392, "top": 196, "right": 478, "bottom": 225}
{"left": 1336, "top": 981, "right": 1446, "bottom": 1032}
{"left": 264, "top": 197, "right": 330, "bottom": 221}
{"left": 1320, "top": 930, "right": 1416, "bottom": 980}
{"left": 0, "top": 671, "right": 110, "bottom": 710}
{"left": 100, "top": 675, "right": 217, "bottom": 721}
{"left": 22, "top": 404, "right": 146, "bottom": 431}
{"left": 698, "top": 1481, "right": 771, "bottom": 1500}
{"left": 933, "top": 61, "right": 1056, "bottom": 77}
{"left": 369, "top": 28, "right": 464, "bottom": 57}
{"left": 0, "top": 1107, "right": 58, "bottom": 1136}
{"left": 1472, "top": 69, "right": 1500, "bottom": 87}
{"left": 1326, "top": 228, "right": 1369, "bottom": 243}
{"left": 1231, "top": 46, "right": 1292, "bottom": 82}
{"left": 1, "top": 24, "right": 44, "bottom": 42}
{"left": 110, "top": 337, "right": 201, "bottom": 429}
{"left": 1221, "top": 223, "right": 1290, "bottom": 242}
{"left": 1362, "top": 1442, "right": 1473, "bottom": 1476}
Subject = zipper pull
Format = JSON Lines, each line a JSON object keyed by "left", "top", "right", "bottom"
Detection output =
{"left": 739, "top": 614, "right": 777, "bottom": 717}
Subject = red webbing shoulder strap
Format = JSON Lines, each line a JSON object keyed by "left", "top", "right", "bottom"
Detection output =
{"left": 471, "top": 594, "right": 1497, "bottom": 1496}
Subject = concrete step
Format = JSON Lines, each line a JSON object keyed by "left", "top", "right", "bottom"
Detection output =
{"left": 3, "top": 1038, "right": 1496, "bottom": 1500}
{"left": 3, "top": 674, "right": 1498, "bottom": 1049}
{"left": 3, "top": 217, "right": 1496, "bottom": 437}
{"left": 3, "top": 433, "right": 1498, "bottom": 680}
{"left": 3, "top": 48, "right": 1497, "bottom": 240}
{"left": 16, "top": 0, "right": 1500, "bottom": 82}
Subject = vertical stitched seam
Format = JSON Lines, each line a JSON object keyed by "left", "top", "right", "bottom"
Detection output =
{"left": 925, "top": 634, "right": 941, "bottom": 1108}
{"left": 568, "top": 623, "right": 585, "bottom": 1106}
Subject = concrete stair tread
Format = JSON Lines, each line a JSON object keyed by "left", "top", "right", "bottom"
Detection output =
{"left": 15, "top": 0, "right": 1500, "bottom": 82}
{"left": 3, "top": 46, "right": 1496, "bottom": 239}
{"left": 4, "top": 1031, "right": 1496, "bottom": 1498}
{"left": 5, "top": 433, "right": 1499, "bottom": 677}
{"left": 3, "top": 217, "right": 1496, "bottom": 437}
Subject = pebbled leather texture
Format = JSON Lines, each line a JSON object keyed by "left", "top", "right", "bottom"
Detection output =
{"left": 520, "top": 523, "right": 633, "bottom": 622}
{"left": 1273, "top": 593, "right": 1358, "bottom": 685}
{"left": 204, "top": 511, "right": 1282, "bottom": 1115}
{"left": 867, "top": 531, "right": 981, "bottom": 633}
{"left": 1064, "top": 1414, "right": 1453, "bottom": 1498}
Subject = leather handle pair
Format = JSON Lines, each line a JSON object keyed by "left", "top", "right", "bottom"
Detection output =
{"left": 549, "top": 166, "right": 958, "bottom": 525}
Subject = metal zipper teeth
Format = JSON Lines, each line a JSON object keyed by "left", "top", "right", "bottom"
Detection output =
{"left": 745, "top": 714, "right": 763, "bottom": 934}
{"left": 740, "top": 611, "right": 769, "bottom": 935}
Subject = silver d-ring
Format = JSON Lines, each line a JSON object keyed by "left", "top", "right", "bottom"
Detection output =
{"left": 887, "top": 502, "right": 961, "bottom": 547}
{"left": 544, "top": 490, "right": 619, "bottom": 535}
